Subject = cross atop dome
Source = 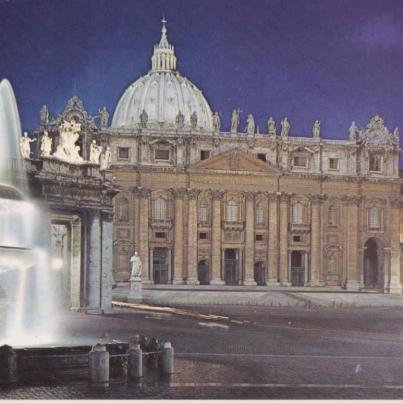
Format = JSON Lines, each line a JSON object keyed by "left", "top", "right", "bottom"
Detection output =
{"left": 151, "top": 17, "right": 177, "bottom": 71}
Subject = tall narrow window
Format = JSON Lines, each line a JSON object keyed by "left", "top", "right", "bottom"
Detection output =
{"left": 328, "top": 205, "right": 337, "bottom": 226}
{"left": 292, "top": 202, "right": 303, "bottom": 224}
{"left": 369, "top": 154, "right": 381, "bottom": 172}
{"left": 255, "top": 205, "right": 264, "bottom": 225}
{"left": 227, "top": 200, "right": 238, "bottom": 222}
{"left": 153, "top": 197, "right": 166, "bottom": 220}
{"left": 199, "top": 204, "right": 208, "bottom": 224}
{"left": 368, "top": 207, "right": 380, "bottom": 229}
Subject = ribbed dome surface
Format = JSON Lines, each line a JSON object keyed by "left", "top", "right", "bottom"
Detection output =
{"left": 111, "top": 19, "right": 213, "bottom": 131}
{"left": 111, "top": 71, "right": 213, "bottom": 131}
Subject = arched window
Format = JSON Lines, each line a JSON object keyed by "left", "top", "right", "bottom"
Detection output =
{"left": 292, "top": 202, "right": 303, "bottom": 224}
{"left": 368, "top": 207, "right": 380, "bottom": 229}
{"left": 328, "top": 205, "right": 337, "bottom": 226}
{"left": 255, "top": 205, "right": 264, "bottom": 225}
{"left": 153, "top": 197, "right": 166, "bottom": 220}
{"left": 199, "top": 204, "right": 208, "bottom": 224}
{"left": 227, "top": 200, "right": 238, "bottom": 222}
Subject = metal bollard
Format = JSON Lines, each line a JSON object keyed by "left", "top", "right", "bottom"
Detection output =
{"left": 128, "top": 343, "right": 143, "bottom": 380}
{"left": 88, "top": 343, "right": 109, "bottom": 388}
{"left": 161, "top": 342, "right": 174, "bottom": 375}
{"left": 0, "top": 345, "right": 17, "bottom": 384}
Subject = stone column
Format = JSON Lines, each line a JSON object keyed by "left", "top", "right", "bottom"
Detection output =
{"left": 279, "top": 193, "right": 291, "bottom": 286}
{"left": 137, "top": 188, "right": 151, "bottom": 284}
{"left": 101, "top": 212, "right": 113, "bottom": 312}
{"left": 133, "top": 188, "right": 140, "bottom": 255}
{"left": 187, "top": 189, "right": 200, "bottom": 285}
{"left": 86, "top": 209, "right": 102, "bottom": 312}
{"left": 310, "top": 195, "right": 323, "bottom": 286}
{"left": 173, "top": 188, "right": 186, "bottom": 284}
{"left": 267, "top": 193, "right": 280, "bottom": 285}
{"left": 388, "top": 198, "right": 402, "bottom": 294}
{"left": 211, "top": 190, "right": 225, "bottom": 285}
{"left": 70, "top": 215, "right": 82, "bottom": 310}
{"left": 345, "top": 196, "right": 360, "bottom": 291}
{"left": 244, "top": 192, "right": 257, "bottom": 285}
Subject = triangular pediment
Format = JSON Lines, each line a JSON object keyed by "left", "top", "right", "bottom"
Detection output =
{"left": 189, "top": 148, "right": 281, "bottom": 174}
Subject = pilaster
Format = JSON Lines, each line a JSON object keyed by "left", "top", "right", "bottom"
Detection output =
{"left": 211, "top": 190, "right": 225, "bottom": 285}
{"left": 101, "top": 211, "right": 113, "bottom": 312}
{"left": 172, "top": 188, "right": 186, "bottom": 284}
{"left": 267, "top": 192, "right": 280, "bottom": 285}
{"left": 186, "top": 189, "right": 200, "bottom": 285}
{"left": 279, "top": 193, "right": 291, "bottom": 286}
{"left": 244, "top": 192, "right": 257, "bottom": 285}
{"left": 387, "top": 198, "right": 402, "bottom": 294}
{"left": 309, "top": 194, "right": 324, "bottom": 286}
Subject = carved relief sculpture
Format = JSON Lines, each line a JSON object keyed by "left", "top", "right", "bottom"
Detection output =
{"left": 230, "top": 109, "right": 240, "bottom": 133}
{"left": 40, "top": 130, "right": 52, "bottom": 157}
{"left": 19, "top": 132, "right": 36, "bottom": 159}
{"left": 245, "top": 114, "right": 255, "bottom": 135}
{"left": 212, "top": 112, "right": 221, "bottom": 132}
{"left": 267, "top": 116, "right": 276, "bottom": 137}
{"left": 281, "top": 117, "right": 290, "bottom": 138}
{"left": 100, "top": 146, "right": 112, "bottom": 170}
{"left": 139, "top": 109, "right": 148, "bottom": 128}
{"left": 53, "top": 120, "right": 84, "bottom": 164}
{"left": 175, "top": 110, "right": 185, "bottom": 129}
{"left": 98, "top": 106, "right": 109, "bottom": 128}
{"left": 312, "top": 120, "right": 320, "bottom": 138}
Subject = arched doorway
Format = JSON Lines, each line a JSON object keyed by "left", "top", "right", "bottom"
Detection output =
{"left": 197, "top": 260, "right": 210, "bottom": 285}
{"left": 290, "top": 251, "right": 305, "bottom": 286}
{"left": 254, "top": 262, "right": 266, "bottom": 286}
{"left": 364, "top": 238, "right": 378, "bottom": 288}
{"left": 224, "top": 249, "right": 239, "bottom": 285}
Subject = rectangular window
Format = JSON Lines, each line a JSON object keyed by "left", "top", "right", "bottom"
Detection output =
{"left": 199, "top": 232, "right": 208, "bottom": 240}
{"left": 293, "top": 155, "right": 307, "bottom": 167}
{"left": 369, "top": 154, "right": 381, "bottom": 172}
{"left": 257, "top": 153, "right": 267, "bottom": 162}
{"left": 155, "top": 232, "right": 166, "bottom": 239}
{"left": 293, "top": 235, "right": 301, "bottom": 242}
{"left": 118, "top": 147, "right": 129, "bottom": 159}
{"left": 328, "top": 158, "right": 338, "bottom": 170}
{"left": 255, "top": 234, "right": 264, "bottom": 241}
{"left": 199, "top": 205, "right": 208, "bottom": 224}
{"left": 155, "top": 149, "right": 170, "bottom": 160}
{"left": 200, "top": 150, "right": 210, "bottom": 160}
{"left": 255, "top": 206, "right": 264, "bottom": 225}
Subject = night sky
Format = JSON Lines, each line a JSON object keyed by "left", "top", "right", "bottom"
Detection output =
{"left": 0, "top": 0, "right": 402, "bottom": 144}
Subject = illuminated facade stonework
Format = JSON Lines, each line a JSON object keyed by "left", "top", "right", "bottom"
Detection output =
{"left": 33, "top": 21, "right": 403, "bottom": 295}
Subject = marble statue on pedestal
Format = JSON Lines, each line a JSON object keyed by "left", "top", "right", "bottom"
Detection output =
{"left": 40, "top": 130, "right": 52, "bottom": 157}
{"left": 281, "top": 117, "right": 290, "bottom": 138}
{"left": 100, "top": 146, "right": 112, "bottom": 170}
{"left": 190, "top": 112, "right": 198, "bottom": 129}
{"left": 53, "top": 120, "right": 84, "bottom": 164}
{"left": 40, "top": 105, "right": 49, "bottom": 125}
{"left": 349, "top": 121, "right": 359, "bottom": 141}
{"left": 267, "top": 116, "right": 276, "bottom": 136}
{"left": 312, "top": 120, "right": 320, "bottom": 138}
{"left": 245, "top": 114, "right": 255, "bottom": 135}
{"left": 391, "top": 127, "right": 400, "bottom": 147}
{"left": 128, "top": 252, "right": 143, "bottom": 302}
{"left": 139, "top": 109, "right": 148, "bottom": 128}
{"left": 98, "top": 107, "right": 109, "bottom": 128}
{"left": 176, "top": 111, "right": 185, "bottom": 130}
{"left": 89, "top": 140, "right": 102, "bottom": 164}
{"left": 231, "top": 109, "right": 240, "bottom": 133}
{"left": 213, "top": 112, "right": 221, "bottom": 132}
{"left": 19, "top": 132, "right": 36, "bottom": 159}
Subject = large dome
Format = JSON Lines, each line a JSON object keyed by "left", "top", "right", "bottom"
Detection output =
{"left": 112, "top": 20, "right": 213, "bottom": 132}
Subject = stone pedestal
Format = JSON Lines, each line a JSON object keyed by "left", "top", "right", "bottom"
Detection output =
{"left": 128, "top": 277, "right": 143, "bottom": 303}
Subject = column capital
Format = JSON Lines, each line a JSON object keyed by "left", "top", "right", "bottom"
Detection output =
{"left": 187, "top": 188, "right": 201, "bottom": 200}
{"left": 341, "top": 195, "right": 362, "bottom": 206}
{"left": 244, "top": 191, "right": 256, "bottom": 202}
{"left": 279, "top": 192, "right": 290, "bottom": 203}
{"left": 267, "top": 192, "right": 278, "bottom": 202}
{"left": 389, "top": 197, "right": 401, "bottom": 209}
{"left": 169, "top": 187, "right": 187, "bottom": 198}
{"left": 132, "top": 186, "right": 151, "bottom": 197}
{"left": 211, "top": 189, "right": 225, "bottom": 200}
{"left": 309, "top": 193, "right": 326, "bottom": 204}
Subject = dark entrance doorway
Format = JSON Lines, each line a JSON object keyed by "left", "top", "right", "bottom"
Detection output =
{"left": 197, "top": 260, "right": 210, "bottom": 285}
{"left": 364, "top": 238, "right": 378, "bottom": 288}
{"left": 224, "top": 249, "right": 239, "bottom": 285}
{"left": 153, "top": 248, "right": 169, "bottom": 284}
{"left": 254, "top": 262, "right": 266, "bottom": 286}
{"left": 291, "top": 251, "right": 305, "bottom": 286}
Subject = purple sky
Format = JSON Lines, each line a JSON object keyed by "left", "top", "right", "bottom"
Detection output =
{"left": 0, "top": 0, "right": 402, "bottom": 146}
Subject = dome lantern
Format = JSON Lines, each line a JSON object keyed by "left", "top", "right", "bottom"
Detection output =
{"left": 151, "top": 18, "right": 177, "bottom": 72}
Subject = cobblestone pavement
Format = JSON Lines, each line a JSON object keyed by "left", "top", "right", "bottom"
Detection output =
{"left": 2, "top": 304, "right": 403, "bottom": 399}
{"left": 113, "top": 284, "right": 403, "bottom": 308}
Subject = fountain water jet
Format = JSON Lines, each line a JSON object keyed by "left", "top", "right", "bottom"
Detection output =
{"left": 0, "top": 79, "right": 60, "bottom": 346}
